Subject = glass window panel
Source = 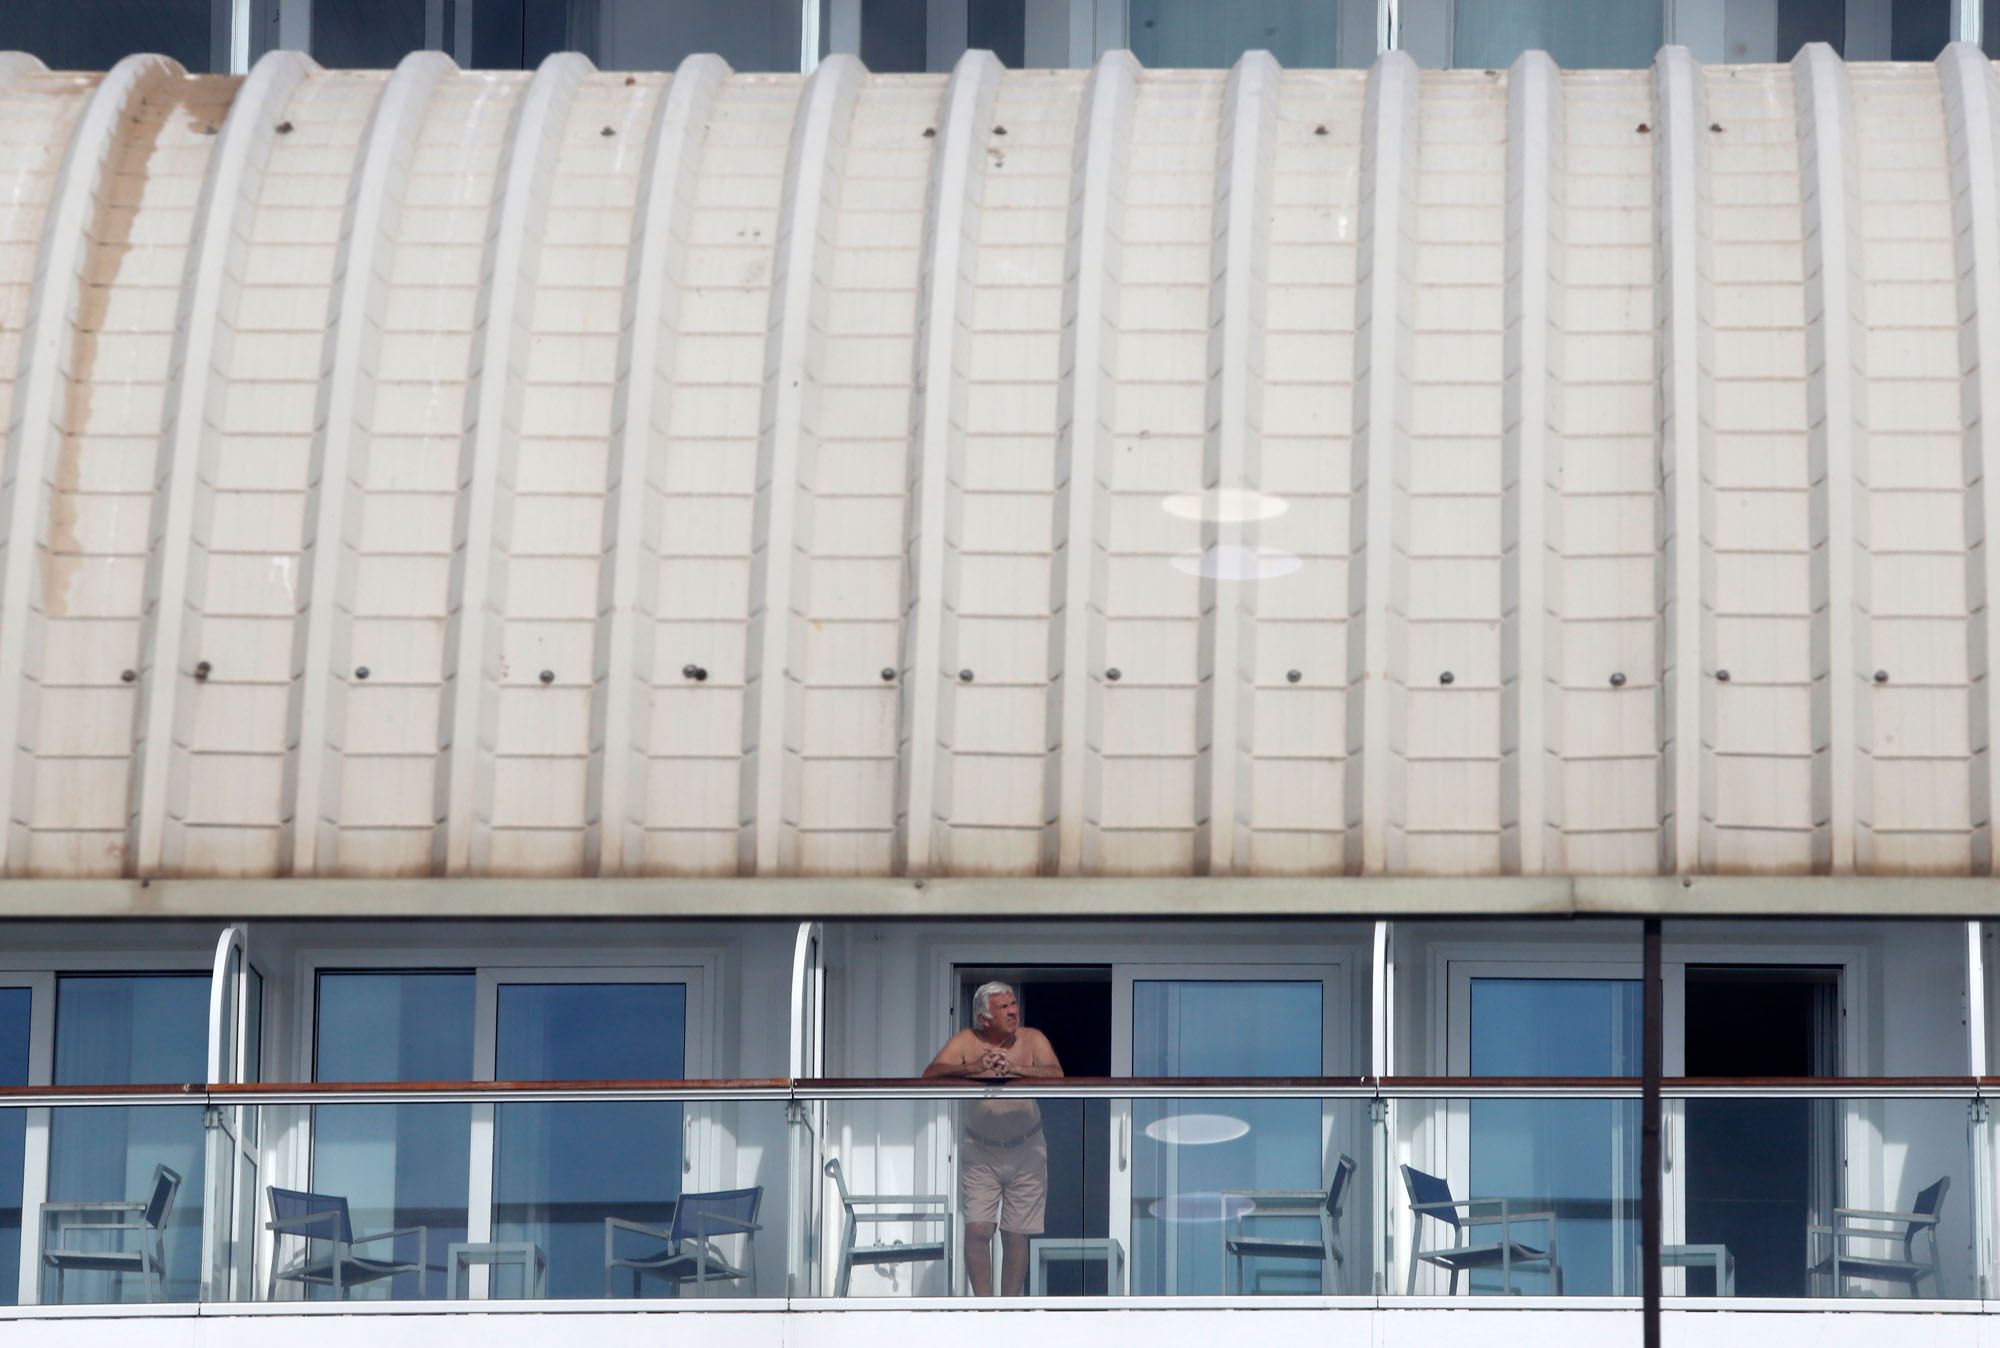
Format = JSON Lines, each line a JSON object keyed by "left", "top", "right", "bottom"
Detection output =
{"left": 1468, "top": 978, "right": 1641, "bottom": 1295}
{"left": 1130, "top": 980, "right": 1325, "bottom": 1295}
{"left": 968, "top": 0, "right": 1027, "bottom": 69}
{"left": 1130, "top": 0, "right": 1339, "bottom": 69}
{"left": 47, "top": 975, "right": 208, "bottom": 1303}
{"left": 311, "top": 0, "right": 430, "bottom": 68}
{"left": 1887, "top": 0, "right": 1948, "bottom": 59}
{"left": 1452, "top": 0, "right": 1660, "bottom": 70}
{"left": 493, "top": 983, "right": 686, "bottom": 1299}
{"left": 0, "top": 988, "right": 29, "bottom": 1306}
{"left": 862, "top": 0, "right": 927, "bottom": 71}
{"left": 0, "top": 0, "right": 218, "bottom": 73}
{"left": 599, "top": 0, "right": 801, "bottom": 73}
{"left": 312, "top": 973, "right": 475, "bottom": 1300}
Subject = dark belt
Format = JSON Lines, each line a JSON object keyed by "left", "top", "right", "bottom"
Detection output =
{"left": 964, "top": 1121, "right": 1043, "bottom": 1150}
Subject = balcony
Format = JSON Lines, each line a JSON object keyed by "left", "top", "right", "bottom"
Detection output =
{"left": 0, "top": 1076, "right": 1989, "bottom": 1332}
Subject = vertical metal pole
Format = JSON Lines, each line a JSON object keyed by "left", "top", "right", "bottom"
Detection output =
{"left": 1642, "top": 918, "right": 1663, "bottom": 1346}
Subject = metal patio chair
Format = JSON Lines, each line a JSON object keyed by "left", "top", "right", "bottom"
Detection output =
{"left": 40, "top": 1163, "right": 181, "bottom": 1304}
{"left": 1402, "top": 1164, "right": 1562, "bottom": 1295}
{"left": 1809, "top": 1176, "right": 1949, "bottom": 1297}
{"left": 266, "top": 1186, "right": 428, "bottom": 1300}
{"left": 604, "top": 1185, "right": 763, "bottom": 1297}
{"left": 824, "top": 1156, "right": 950, "bottom": 1296}
{"left": 1223, "top": 1153, "right": 1356, "bottom": 1294}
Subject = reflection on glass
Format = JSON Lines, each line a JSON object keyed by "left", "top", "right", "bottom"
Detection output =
{"left": 313, "top": 972, "right": 475, "bottom": 1300}
{"left": 0, "top": 987, "right": 28, "bottom": 1305}
{"left": 0, "top": 0, "right": 217, "bottom": 72}
{"left": 1130, "top": 0, "right": 1338, "bottom": 68}
{"left": 1468, "top": 978, "right": 1639, "bottom": 1295}
{"left": 494, "top": 982, "right": 686, "bottom": 1299}
{"left": 47, "top": 975, "right": 208, "bottom": 1303}
{"left": 310, "top": 0, "right": 428, "bottom": 68}
{"left": 1452, "top": 0, "right": 1659, "bottom": 70}
{"left": 1131, "top": 980, "right": 1324, "bottom": 1295}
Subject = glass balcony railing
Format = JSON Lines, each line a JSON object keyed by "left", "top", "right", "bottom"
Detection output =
{"left": 0, "top": 1080, "right": 1987, "bottom": 1308}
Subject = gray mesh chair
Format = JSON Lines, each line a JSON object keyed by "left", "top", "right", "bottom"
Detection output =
{"left": 267, "top": 1187, "right": 428, "bottom": 1300}
{"left": 1809, "top": 1176, "right": 1949, "bottom": 1297}
{"left": 1223, "top": 1153, "right": 1356, "bottom": 1293}
{"left": 40, "top": 1163, "right": 181, "bottom": 1303}
{"left": 1402, "top": 1164, "right": 1562, "bottom": 1295}
{"left": 604, "top": 1186, "right": 763, "bottom": 1297}
{"left": 824, "top": 1156, "right": 949, "bottom": 1296}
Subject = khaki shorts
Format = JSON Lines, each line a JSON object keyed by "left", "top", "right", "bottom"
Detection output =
{"left": 960, "top": 1132, "right": 1048, "bottom": 1234}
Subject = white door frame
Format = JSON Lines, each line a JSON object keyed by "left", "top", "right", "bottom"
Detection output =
{"left": 0, "top": 947, "right": 213, "bottom": 1306}
{"left": 467, "top": 964, "right": 711, "bottom": 1248}
{"left": 1419, "top": 937, "right": 1868, "bottom": 1294}
{"left": 2, "top": 971, "right": 54, "bottom": 1307}
{"left": 289, "top": 946, "right": 717, "bottom": 1280}
{"left": 922, "top": 934, "right": 1358, "bottom": 1294}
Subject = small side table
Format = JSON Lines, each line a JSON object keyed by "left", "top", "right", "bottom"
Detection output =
{"left": 1028, "top": 1236, "right": 1126, "bottom": 1295}
{"left": 447, "top": 1241, "right": 548, "bottom": 1299}
{"left": 1661, "top": 1243, "right": 1735, "bottom": 1296}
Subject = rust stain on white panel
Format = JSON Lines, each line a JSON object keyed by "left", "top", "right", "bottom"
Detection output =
{"left": 0, "top": 48, "right": 1993, "bottom": 878}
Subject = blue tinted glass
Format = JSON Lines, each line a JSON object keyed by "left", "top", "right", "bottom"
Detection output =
{"left": 1469, "top": 978, "right": 1640, "bottom": 1295}
{"left": 1452, "top": 0, "right": 1660, "bottom": 70}
{"left": 0, "top": 0, "right": 216, "bottom": 73}
{"left": 495, "top": 983, "right": 686, "bottom": 1299}
{"left": 313, "top": 973, "right": 476, "bottom": 1300}
{"left": 1131, "top": 981, "right": 1325, "bottom": 1295}
{"left": 48, "top": 976, "right": 207, "bottom": 1303}
{"left": 1130, "top": 0, "right": 1339, "bottom": 68}
{"left": 0, "top": 988, "right": 27, "bottom": 1305}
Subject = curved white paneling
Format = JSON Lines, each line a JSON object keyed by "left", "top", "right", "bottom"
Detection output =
{"left": 2, "top": 47, "right": 2000, "bottom": 879}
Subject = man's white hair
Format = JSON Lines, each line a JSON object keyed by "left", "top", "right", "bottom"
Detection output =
{"left": 972, "top": 981, "right": 1017, "bottom": 1027}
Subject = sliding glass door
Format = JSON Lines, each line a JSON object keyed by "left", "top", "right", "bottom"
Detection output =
{"left": 46, "top": 975, "right": 209, "bottom": 1302}
{"left": 312, "top": 971, "right": 476, "bottom": 1300}
{"left": 1460, "top": 975, "right": 1642, "bottom": 1295}
{"left": 482, "top": 977, "right": 688, "bottom": 1298}
{"left": 1110, "top": 965, "right": 1346, "bottom": 1296}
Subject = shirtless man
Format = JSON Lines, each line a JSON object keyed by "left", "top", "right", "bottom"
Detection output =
{"left": 924, "top": 982, "right": 1064, "bottom": 1295}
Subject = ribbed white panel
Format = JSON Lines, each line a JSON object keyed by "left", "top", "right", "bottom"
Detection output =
{"left": 902, "top": 49, "right": 1002, "bottom": 878}
{"left": 791, "top": 72, "right": 935, "bottom": 876}
{"left": 136, "top": 51, "right": 318, "bottom": 876}
{"left": 750, "top": 55, "right": 865, "bottom": 876}
{"left": 597, "top": 54, "right": 728, "bottom": 877}
{"left": 1249, "top": 68, "right": 1365, "bottom": 875}
{"left": 0, "top": 56, "right": 91, "bottom": 876}
{"left": 1796, "top": 44, "right": 1864, "bottom": 876}
{"left": 1202, "top": 51, "right": 1277, "bottom": 877}
{"left": 1850, "top": 59, "right": 1974, "bottom": 874}
{"left": 333, "top": 69, "right": 526, "bottom": 874}
{"left": 945, "top": 69, "right": 1084, "bottom": 876}
{"left": 1559, "top": 68, "right": 1659, "bottom": 875}
{"left": 1942, "top": 46, "right": 2000, "bottom": 876}
{"left": 637, "top": 75, "right": 795, "bottom": 876}
{"left": 1053, "top": 52, "right": 1137, "bottom": 876}
{"left": 0, "top": 49, "right": 1995, "bottom": 880}
{"left": 1655, "top": 47, "right": 1711, "bottom": 874}
{"left": 441, "top": 53, "right": 594, "bottom": 877}
{"left": 1354, "top": 52, "right": 1417, "bottom": 875}
{"left": 0, "top": 55, "right": 212, "bottom": 877}
{"left": 1504, "top": 52, "right": 1559, "bottom": 876}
